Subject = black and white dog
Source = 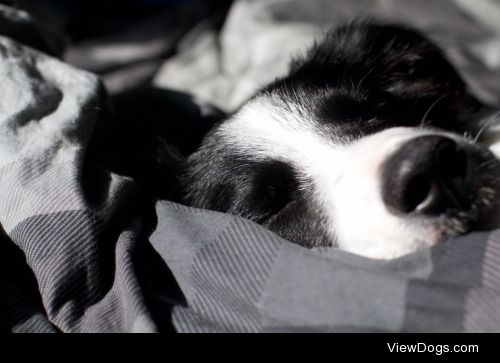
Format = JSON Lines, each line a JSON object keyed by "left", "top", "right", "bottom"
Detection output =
{"left": 130, "top": 22, "right": 500, "bottom": 259}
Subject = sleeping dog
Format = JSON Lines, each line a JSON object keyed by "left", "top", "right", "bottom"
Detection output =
{"left": 137, "top": 22, "right": 500, "bottom": 259}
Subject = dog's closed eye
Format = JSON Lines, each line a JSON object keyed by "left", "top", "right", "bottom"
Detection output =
{"left": 247, "top": 160, "right": 299, "bottom": 223}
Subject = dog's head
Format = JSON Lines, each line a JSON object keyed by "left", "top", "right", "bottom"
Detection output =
{"left": 183, "top": 22, "right": 500, "bottom": 259}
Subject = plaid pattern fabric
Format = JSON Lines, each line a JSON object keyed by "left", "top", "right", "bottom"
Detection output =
{"left": 1, "top": 2, "right": 500, "bottom": 333}
{"left": 0, "top": 29, "right": 156, "bottom": 332}
{"left": 151, "top": 202, "right": 500, "bottom": 333}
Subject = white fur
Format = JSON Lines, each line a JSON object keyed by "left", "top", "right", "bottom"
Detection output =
{"left": 219, "top": 97, "right": 469, "bottom": 259}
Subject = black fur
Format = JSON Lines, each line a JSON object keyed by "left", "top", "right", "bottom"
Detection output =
{"left": 266, "top": 23, "right": 483, "bottom": 138}
{"left": 102, "top": 22, "right": 494, "bottom": 249}
{"left": 175, "top": 22, "right": 487, "bottom": 248}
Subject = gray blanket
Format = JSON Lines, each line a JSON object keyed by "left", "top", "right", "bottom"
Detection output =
{"left": 1, "top": 0, "right": 500, "bottom": 333}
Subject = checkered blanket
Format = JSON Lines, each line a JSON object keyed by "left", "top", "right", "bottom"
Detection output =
{"left": 1, "top": 1, "right": 500, "bottom": 332}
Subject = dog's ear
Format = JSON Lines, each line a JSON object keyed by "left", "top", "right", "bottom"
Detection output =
{"left": 375, "top": 47, "right": 464, "bottom": 99}
{"left": 364, "top": 24, "right": 488, "bottom": 130}
{"left": 290, "top": 23, "right": 467, "bottom": 99}
{"left": 366, "top": 26, "right": 465, "bottom": 100}
{"left": 287, "top": 23, "right": 485, "bottom": 129}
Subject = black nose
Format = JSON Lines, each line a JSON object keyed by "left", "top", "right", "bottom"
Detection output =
{"left": 382, "top": 135, "right": 469, "bottom": 215}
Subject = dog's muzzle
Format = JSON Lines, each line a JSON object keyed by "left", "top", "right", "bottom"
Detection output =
{"left": 381, "top": 135, "right": 500, "bottom": 220}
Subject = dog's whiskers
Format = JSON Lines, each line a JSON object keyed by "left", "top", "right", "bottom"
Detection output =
{"left": 356, "top": 65, "right": 377, "bottom": 90}
{"left": 419, "top": 95, "right": 447, "bottom": 128}
{"left": 472, "top": 111, "right": 500, "bottom": 144}
{"left": 478, "top": 158, "right": 499, "bottom": 169}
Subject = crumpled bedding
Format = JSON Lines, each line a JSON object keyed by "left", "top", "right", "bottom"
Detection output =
{"left": 1, "top": 0, "right": 500, "bottom": 333}
{"left": 154, "top": 0, "right": 500, "bottom": 111}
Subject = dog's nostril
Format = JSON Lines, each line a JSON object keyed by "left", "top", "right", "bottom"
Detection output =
{"left": 382, "top": 135, "right": 469, "bottom": 216}
{"left": 402, "top": 175, "right": 432, "bottom": 213}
